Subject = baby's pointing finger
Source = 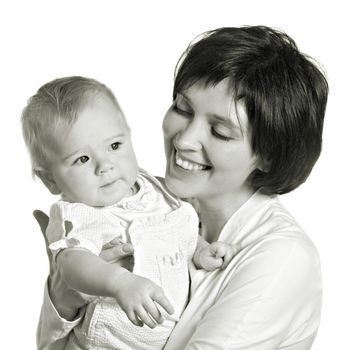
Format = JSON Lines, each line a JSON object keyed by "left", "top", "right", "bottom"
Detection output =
{"left": 152, "top": 291, "right": 174, "bottom": 315}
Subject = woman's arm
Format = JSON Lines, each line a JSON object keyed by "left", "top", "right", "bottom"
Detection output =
{"left": 165, "top": 238, "right": 322, "bottom": 350}
{"left": 34, "top": 210, "right": 135, "bottom": 350}
{"left": 37, "top": 280, "right": 86, "bottom": 350}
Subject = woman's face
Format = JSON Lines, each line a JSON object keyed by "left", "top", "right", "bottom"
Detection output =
{"left": 163, "top": 80, "right": 261, "bottom": 206}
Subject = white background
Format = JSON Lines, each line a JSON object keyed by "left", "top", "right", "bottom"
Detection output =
{"left": 1, "top": 0, "right": 344, "bottom": 348}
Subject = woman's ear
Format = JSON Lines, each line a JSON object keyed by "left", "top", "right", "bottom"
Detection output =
{"left": 257, "top": 156, "right": 271, "bottom": 173}
{"left": 34, "top": 167, "right": 61, "bottom": 195}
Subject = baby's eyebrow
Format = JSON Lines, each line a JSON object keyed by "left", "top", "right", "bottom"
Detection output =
{"left": 62, "top": 149, "right": 82, "bottom": 162}
{"left": 104, "top": 133, "right": 126, "bottom": 142}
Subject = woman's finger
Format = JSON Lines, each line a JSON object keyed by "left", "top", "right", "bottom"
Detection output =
{"left": 102, "top": 237, "right": 124, "bottom": 249}
{"left": 100, "top": 243, "right": 134, "bottom": 263}
{"left": 33, "top": 210, "right": 49, "bottom": 243}
{"left": 33, "top": 209, "right": 54, "bottom": 271}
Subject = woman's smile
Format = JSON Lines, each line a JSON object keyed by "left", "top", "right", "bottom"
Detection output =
{"left": 175, "top": 152, "right": 211, "bottom": 171}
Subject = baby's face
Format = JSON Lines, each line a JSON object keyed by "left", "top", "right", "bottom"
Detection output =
{"left": 47, "top": 95, "right": 138, "bottom": 207}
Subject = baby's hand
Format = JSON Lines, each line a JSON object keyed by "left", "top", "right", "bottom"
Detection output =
{"left": 114, "top": 271, "right": 174, "bottom": 328}
{"left": 196, "top": 242, "right": 237, "bottom": 271}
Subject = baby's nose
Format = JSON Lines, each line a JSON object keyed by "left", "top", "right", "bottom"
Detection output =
{"left": 96, "top": 157, "right": 114, "bottom": 175}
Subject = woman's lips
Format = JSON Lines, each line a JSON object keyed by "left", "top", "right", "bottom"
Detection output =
{"left": 175, "top": 152, "right": 211, "bottom": 171}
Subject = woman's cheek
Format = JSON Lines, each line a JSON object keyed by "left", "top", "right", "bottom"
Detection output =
{"left": 162, "top": 112, "right": 173, "bottom": 137}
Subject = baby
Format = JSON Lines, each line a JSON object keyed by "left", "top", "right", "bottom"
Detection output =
{"left": 22, "top": 76, "right": 235, "bottom": 350}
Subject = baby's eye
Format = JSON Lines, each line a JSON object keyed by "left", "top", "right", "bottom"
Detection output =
{"left": 76, "top": 155, "right": 89, "bottom": 164}
{"left": 110, "top": 142, "right": 121, "bottom": 151}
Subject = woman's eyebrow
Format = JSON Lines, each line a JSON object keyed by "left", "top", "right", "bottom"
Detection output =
{"left": 211, "top": 114, "right": 239, "bottom": 127}
{"left": 177, "top": 92, "right": 191, "bottom": 103}
{"left": 210, "top": 114, "right": 243, "bottom": 138}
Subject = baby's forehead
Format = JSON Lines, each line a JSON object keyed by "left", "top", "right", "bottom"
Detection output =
{"left": 39, "top": 91, "right": 128, "bottom": 152}
{"left": 81, "top": 91, "right": 121, "bottom": 111}
{"left": 83, "top": 92, "right": 127, "bottom": 119}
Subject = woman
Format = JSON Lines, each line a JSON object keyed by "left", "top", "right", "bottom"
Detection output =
{"left": 37, "top": 26, "right": 328, "bottom": 349}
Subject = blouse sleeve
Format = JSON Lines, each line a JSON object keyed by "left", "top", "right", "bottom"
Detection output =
{"left": 165, "top": 238, "right": 322, "bottom": 350}
{"left": 36, "top": 280, "right": 84, "bottom": 350}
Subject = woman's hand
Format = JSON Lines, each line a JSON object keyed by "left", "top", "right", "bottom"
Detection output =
{"left": 100, "top": 237, "right": 134, "bottom": 271}
{"left": 33, "top": 209, "right": 134, "bottom": 321}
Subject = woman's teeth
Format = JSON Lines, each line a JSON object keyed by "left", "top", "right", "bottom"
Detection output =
{"left": 175, "top": 154, "right": 209, "bottom": 171}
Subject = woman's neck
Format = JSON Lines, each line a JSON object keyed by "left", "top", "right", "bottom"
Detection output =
{"left": 198, "top": 187, "right": 255, "bottom": 243}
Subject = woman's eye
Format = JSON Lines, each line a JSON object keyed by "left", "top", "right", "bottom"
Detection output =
{"left": 110, "top": 142, "right": 120, "bottom": 151}
{"left": 173, "top": 103, "right": 193, "bottom": 117}
{"left": 76, "top": 155, "right": 89, "bottom": 164}
{"left": 211, "top": 127, "right": 233, "bottom": 141}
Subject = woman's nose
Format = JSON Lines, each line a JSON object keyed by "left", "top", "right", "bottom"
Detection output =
{"left": 95, "top": 156, "right": 114, "bottom": 175}
{"left": 174, "top": 120, "right": 203, "bottom": 151}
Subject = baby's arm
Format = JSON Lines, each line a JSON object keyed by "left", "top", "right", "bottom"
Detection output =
{"left": 193, "top": 236, "right": 237, "bottom": 271}
{"left": 57, "top": 249, "right": 174, "bottom": 328}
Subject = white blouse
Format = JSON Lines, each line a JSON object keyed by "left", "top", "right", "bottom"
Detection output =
{"left": 164, "top": 191, "right": 322, "bottom": 349}
{"left": 38, "top": 190, "right": 322, "bottom": 350}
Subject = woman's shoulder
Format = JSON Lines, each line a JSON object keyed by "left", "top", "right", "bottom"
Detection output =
{"left": 230, "top": 228, "right": 321, "bottom": 299}
{"left": 262, "top": 196, "right": 318, "bottom": 250}
{"left": 225, "top": 192, "right": 320, "bottom": 269}
{"left": 254, "top": 233, "right": 320, "bottom": 271}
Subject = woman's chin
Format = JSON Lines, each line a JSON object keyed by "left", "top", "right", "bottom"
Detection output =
{"left": 164, "top": 173, "right": 195, "bottom": 199}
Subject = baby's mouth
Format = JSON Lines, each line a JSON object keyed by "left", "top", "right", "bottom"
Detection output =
{"left": 100, "top": 180, "right": 116, "bottom": 188}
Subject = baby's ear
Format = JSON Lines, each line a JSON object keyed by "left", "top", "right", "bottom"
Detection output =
{"left": 34, "top": 167, "right": 61, "bottom": 195}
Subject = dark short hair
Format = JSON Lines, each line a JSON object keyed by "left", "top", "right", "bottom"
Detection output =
{"left": 173, "top": 26, "right": 328, "bottom": 194}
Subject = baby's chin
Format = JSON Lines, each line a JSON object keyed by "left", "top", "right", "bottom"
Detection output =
{"left": 81, "top": 197, "right": 120, "bottom": 208}
{"left": 82, "top": 194, "right": 130, "bottom": 208}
